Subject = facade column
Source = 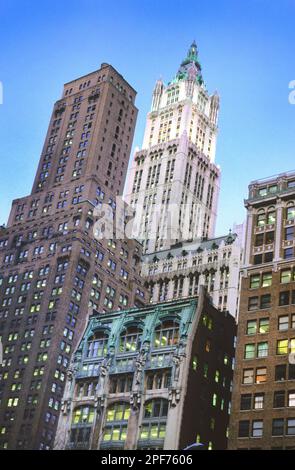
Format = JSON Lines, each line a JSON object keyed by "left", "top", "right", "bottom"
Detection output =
{"left": 274, "top": 200, "right": 283, "bottom": 262}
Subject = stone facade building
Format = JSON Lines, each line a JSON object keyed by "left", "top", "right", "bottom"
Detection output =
{"left": 142, "top": 228, "right": 243, "bottom": 318}
{"left": 125, "top": 43, "right": 221, "bottom": 253}
{"left": 0, "top": 63, "right": 148, "bottom": 450}
{"left": 54, "top": 288, "right": 236, "bottom": 450}
{"left": 229, "top": 171, "right": 295, "bottom": 449}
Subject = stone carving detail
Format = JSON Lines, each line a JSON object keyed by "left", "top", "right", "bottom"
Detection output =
{"left": 168, "top": 388, "right": 181, "bottom": 407}
{"left": 130, "top": 391, "right": 141, "bottom": 410}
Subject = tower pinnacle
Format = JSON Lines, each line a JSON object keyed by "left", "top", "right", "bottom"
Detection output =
{"left": 176, "top": 41, "right": 203, "bottom": 85}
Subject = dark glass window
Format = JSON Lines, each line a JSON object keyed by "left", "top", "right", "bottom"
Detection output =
{"left": 273, "top": 391, "right": 285, "bottom": 408}
{"left": 238, "top": 420, "right": 250, "bottom": 438}
{"left": 289, "top": 364, "right": 295, "bottom": 380}
{"left": 254, "top": 254, "right": 263, "bottom": 265}
{"left": 275, "top": 364, "right": 286, "bottom": 381}
{"left": 240, "top": 394, "right": 252, "bottom": 410}
{"left": 260, "top": 294, "right": 271, "bottom": 309}
{"left": 279, "top": 291, "right": 290, "bottom": 306}
{"left": 272, "top": 419, "right": 284, "bottom": 436}
{"left": 265, "top": 232, "right": 274, "bottom": 244}
{"left": 264, "top": 252, "right": 273, "bottom": 263}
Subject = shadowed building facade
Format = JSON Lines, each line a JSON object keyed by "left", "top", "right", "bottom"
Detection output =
{"left": 54, "top": 289, "right": 236, "bottom": 450}
{"left": 0, "top": 63, "right": 148, "bottom": 450}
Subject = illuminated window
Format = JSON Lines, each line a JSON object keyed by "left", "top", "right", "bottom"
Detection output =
{"left": 252, "top": 420, "right": 263, "bottom": 437}
{"left": 257, "top": 342, "right": 268, "bottom": 358}
{"left": 287, "top": 206, "right": 295, "bottom": 220}
{"left": 262, "top": 273, "right": 272, "bottom": 287}
{"left": 277, "top": 339, "right": 289, "bottom": 355}
{"left": 250, "top": 275, "right": 260, "bottom": 289}
{"left": 258, "top": 318, "right": 268, "bottom": 334}
{"left": 86, "top": 332, "right": 108, "bottom": 358}
{"left": 247, "top": 320, "right": 257, "bottom": 335}
{"left": 72, "top": 406, "right": 94, "bottom": 425}
{"left": 244, "top": 344, "right": 255, "bottom": 359}
{"left": 119, "top": 326, "right": 142, "bottom": 353}
{"left": 256, "top": 367, "right": 267, "bottom": 384}
{"left": 281, "top": 269, "right": 292, "bottom": 284}
{"left": 106, "top": 402, "right": 130, "bottom": 422}
{"left": 154, "top": 320, "right": 179, "bottom": 348}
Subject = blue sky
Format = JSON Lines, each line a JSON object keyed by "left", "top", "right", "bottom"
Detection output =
{"left": 0, "top": 0, "right": 295, "bottom": 235}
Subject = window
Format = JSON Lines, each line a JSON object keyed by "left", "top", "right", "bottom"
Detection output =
{"left": 247, "top": 320, "right": 257, "bottom": 335}
{"left": 257, "top": 213, "right": 266, "bottom": 227}
{"left": 279, "top": 291, "right": 290, "bottom": 306}
{"left": 252, "top": 420, "right": 263, "bottom": 437}
{"left": 259, "top": 318, "right": 269, "bottom": 334}
{"left": 250, "top": 275, "right": 260, "bottom": 289}
{"left": 244, "top": 344, "right": 255, "bottom": 359}
{"left": 256, "top": 367, "right": 267, "bottom": 384}
{"left": 287, "top": 206, "right": 295, "bottom": 220}
{"left": 119, "top": 326, "right": 142, "bottom": 353}
{"left": 277, "top": 339, "right": 288, "bottom": 355}
{"left": 274, "top": 391, "right": 285, "bottom": 408}
{"left": 240, "top": 394, "right": 251, "bottom": 410}
{"left": 272, "top": 419, "right": 284, "bottom": 436}
{"left": 262, "top": 273, "right": 272, "bottom": 288}
{"left": 87, "top": 332, "right": 108, "bottom": 358}
{"left": 243, "top": 369, "right": 254, "bottom": 384}
{"left": 140, "top": 399, "right": 168, "bottom": 442}
{"left": 248, "top": 297, "right": 259, "bottom": 311}
{"left": 144, "top": 399, "right": 168, "bottom": 419}
{"left": 72, "top": 406, "right": 94, "bottom": 425}
{"left": 254, "top": 394, "right": 264, "bottom": 410}
{"left": 238, "top": 420, "right": 250, "bottom": 438}
{"left": 288, "top": 391, "right": 295, "bottom": 407}
{"left": 275, "top": 364, "right": 286, "bottom": 381}
{"left": 106, "top": 402, "right": 130, "bottom": 422}
{"left": 287, "top": 418, "right": 295, "bottom": 435}
{"left": 260, "top": 294, "right": 271, "bottom": 309}
{"left": 278, "top": 315, "right": 289, "bottom": 331}
{"left": 284, "top": 248, "right": 294, "bottom": 260}
{"left": 281, "top": 269, "right": 292, "bottom": 284}
{"left": 102, "top": 424, "right": 127, "bottom": 442}
{"left": 257, "top": 342, "right": 268, "bottom": 358}
{"left": 154, "top": 320, "right": 179, "bottom": 348}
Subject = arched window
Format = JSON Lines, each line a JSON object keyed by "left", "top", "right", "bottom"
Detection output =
{"left": 102, "top": 402, "right": 130, "bottom": 444}
{"left": 154, "top": 320, "right": 179, "bottom": 348}
{"left": 256, "top": 209, "right": 266, "bottom": 227}
{"left": 267, "top": 206, "right": 276, "bottom": 225}
{"left": 139, "top": 399, "right": 168, "bottom": 443}
{"left": 87, "top": 331, "right": 108, "bottom": 358}
{"left": 72, "top": 405, "right": 94, "bottom": 425}
{"left": 119, "top": 326, "right": 142, "bottom": 353}
{"left": 70, "top": 406, "right": 94, "bottom": 449}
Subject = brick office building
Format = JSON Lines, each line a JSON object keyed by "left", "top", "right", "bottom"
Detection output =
{"left": 229, "top": 171, "right": 295, "bottom": 449}
{"left": 0, "top": 63, "right": 147, "bottom": 449}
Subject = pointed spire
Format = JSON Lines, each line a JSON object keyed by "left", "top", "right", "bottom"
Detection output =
{"left": 176, "top": 41, "right": 203, "bottom": 85}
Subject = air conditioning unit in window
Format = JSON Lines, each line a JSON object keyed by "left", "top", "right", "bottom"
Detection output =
{"left": 289, "top": 353, "right": 295, "bottom": 364}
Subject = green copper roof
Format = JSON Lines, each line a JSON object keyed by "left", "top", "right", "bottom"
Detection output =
{"left": 175, "top": 41, "right": 203, "bottom": 85}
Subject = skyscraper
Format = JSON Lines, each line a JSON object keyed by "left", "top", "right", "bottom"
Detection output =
{"left": 0, "top": 63, "right": 147, "bottom": 449}
{"left": 125, "top": 42, "right": 221, "bottom": 254}
{"left": 229, "top": 171, "right": 295, "bottom": 449}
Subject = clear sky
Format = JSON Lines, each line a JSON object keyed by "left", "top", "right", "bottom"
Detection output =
{"left": 0, "top": 0, "right": 295, "bottom": 235}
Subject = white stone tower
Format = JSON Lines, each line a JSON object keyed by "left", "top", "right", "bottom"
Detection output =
{"left": 125, "top": 42, "right": 221, "bottom": 253}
